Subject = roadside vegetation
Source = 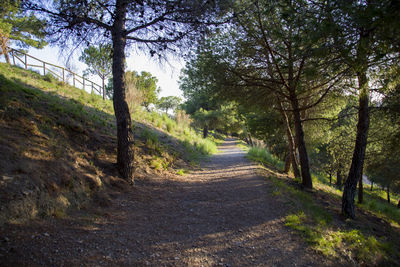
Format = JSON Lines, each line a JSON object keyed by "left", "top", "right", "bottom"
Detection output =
{"left": 245, "top": 144, "right": 400, "bottom": 265}
{"left": 0, "top": 63, "right": 219, "bottom": 225}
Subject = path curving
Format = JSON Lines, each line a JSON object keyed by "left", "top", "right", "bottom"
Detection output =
{"left": 1, "top": 139, "right": 330, "bottom": 266}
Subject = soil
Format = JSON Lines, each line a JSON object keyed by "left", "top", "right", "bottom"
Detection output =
{"left": 0, "top": 139, "right": 332, "bottom": 266}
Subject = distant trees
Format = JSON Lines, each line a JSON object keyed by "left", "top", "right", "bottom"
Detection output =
{"left": 0, "top": 0, "right": 46, "bottom": 63}
{"left": 27, "top": 0, "right": 231, "bottom": 182}
{"left": 157, "top": 96, "right": 181, "bottom": 115}
{"left": 79, "top": 45, "right": 112, "bottom": 99}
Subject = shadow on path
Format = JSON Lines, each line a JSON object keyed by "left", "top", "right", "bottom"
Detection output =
{"left": 0, "top": 139, "right": 331, "bottom": 266}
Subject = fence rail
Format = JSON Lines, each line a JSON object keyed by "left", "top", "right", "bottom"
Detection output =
{"left": 7, "top": 48, "right": 105, "bottom": 98}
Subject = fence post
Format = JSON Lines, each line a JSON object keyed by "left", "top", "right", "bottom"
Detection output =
{"left": 24, "top": 54, "right": 27, "bottom": 69}
{"left": 43, "top": 62, "right": 46, "bottom": 75}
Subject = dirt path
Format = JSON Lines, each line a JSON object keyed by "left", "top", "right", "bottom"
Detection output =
{"left": 1, "top": 139, "right": 330, "bottom": 266}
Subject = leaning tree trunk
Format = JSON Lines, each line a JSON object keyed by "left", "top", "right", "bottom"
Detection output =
{"left": 289, "top": 92, "right": 312, "bottom": 189}
{"left": 342, "top": 71, "right": 369, "bottom": 219}
{"left": 111, "top": 0, "right": 135, "bottom": 183}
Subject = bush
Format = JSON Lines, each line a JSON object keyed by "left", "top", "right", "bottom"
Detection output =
{"left": 195, "top": 138, "right": 218, "bottom": 155}
{"left": 247, "top": 146, "right": 284, "bottom": 170}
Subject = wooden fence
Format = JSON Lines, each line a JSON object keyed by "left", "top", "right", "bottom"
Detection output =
{"left": 7, "top": 48, "right": 105, "bottom": 98}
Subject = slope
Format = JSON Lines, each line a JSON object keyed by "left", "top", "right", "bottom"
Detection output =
{"left": 0, "top": 63, "right": 218, "bottom": 225}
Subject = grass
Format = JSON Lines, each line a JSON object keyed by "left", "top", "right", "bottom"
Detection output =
{"left": 247, "top": 146, "right": 284, "bottom": 171}
{"left": 0, "top": 63, "right": 221, "bottom": 225}
{"left": 243, "top": 144, "right": 400, "bottom": 265}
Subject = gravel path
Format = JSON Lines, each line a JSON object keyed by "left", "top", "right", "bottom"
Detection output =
{"left": 1, "top": 139, "right": 330, "bottom": 266}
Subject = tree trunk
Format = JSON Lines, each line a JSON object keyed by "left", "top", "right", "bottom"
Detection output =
{"left": 336, "top": 170, "right": 342, "bottom": 190}
{"left": 247, "top": 133, "right": 254, "bottom": 147}
{"left": 342, "top": 71, "right": 370, "bottom": 219}
{"left": 290, "top": 95, "right": 312, "bottom": 189}
{"left": 111, "top": 0, "right": 134, "bottom": 183}
{"left": 3, "top": 51, "right": 10, "bottom": 64}
{"left": 387, "top": 185, "right": 390, "bottom": 203}
{"left": 102, "top": 77, "right": 105, "bottom": 100}
{"left": 203, "top": 125, "right": 208, "bottom": 138}
{"left": 284, "top": 152, "right": 290, "bottom": 173}
{"left": 279, "top": 99, "right": 300, "bottom": 178}
{"left": 329, "top": 173, "right": 332, "bottom": 185}
{"left": 358, "top": 174, "right": 363, "bottom": 204}
{"left": 370, "top": 181, "right": 373, "bottom": 191}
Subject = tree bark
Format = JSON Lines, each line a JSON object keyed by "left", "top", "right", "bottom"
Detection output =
{"left": 203, "top": 125, "right": 208, "bottom": 138}
{"left": 247, "top": 133, "right": 254, "bottom": 147}
{"left": 111, "top": 0, "right": 135, "bottom": 183}
{"left": 284, "top": 152, "right": 291, "bottom": 173}
{"left": 290, "top": 93, "right": 312, "bottom": 189}
{"left": 358, "top": 174, "right": 363, "bottom": 204}
{"left": 341, "top": 72, "right": 369, "bottom": 218}
{"left": 3, "top": 51, "right": 10, "bottom": 64}
{"left": 279, "top": 99, "right": 300, "bottom": 178}
{"left": 341, "top": 28, "right": 371, "bottom": 219}
{"left": 102, "top": 76, "right": 105, "bottom": 100}
{"left": 336, "top": 170, "right": 342, "bottom": 190}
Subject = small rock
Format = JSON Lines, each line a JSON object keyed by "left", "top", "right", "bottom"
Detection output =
{"left": 43, "top": 233, "right": 50, "bottom": 237}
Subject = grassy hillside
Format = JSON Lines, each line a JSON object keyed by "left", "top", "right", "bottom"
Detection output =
{"left": 0, "top": 63, "right": 219, "bottom": 225}
{"left": 245, "top": 145, "right": 400, "bottom": 265}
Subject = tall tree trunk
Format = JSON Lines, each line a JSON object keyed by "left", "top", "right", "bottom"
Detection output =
{"left": 336, "top": 170, "right": 342, "bottom": 190}
{"left": 358, "top": 174, "right": 363, "bottom": 204}
{"left": 290, "top": 94, "right": 312, "bottom": 189}
{"left": 284, "top": 152, "right": 290, "bottom": 173}
{"left": 342, "top": 72, "right": 369, "bottom": 218}
{"left": 279, "top": 99, "right": 300, "bottom": 178}
{"left": 329, "top": 173, "right": 332, "bottom": 185}
{"left": 111, "top": 0, "right": 134, "bottom": 183}
{"left": 341, "top": 28, "right": 370, "bottom": 219}
{"left": 203, "top": 125, "right": 208, "bottom": 138}
{"left": 247, "top": 133, "right": 254, "bottom": 147}
{"left": 3, "top": 51, "right": 10, "bottom": 64}
{"left": 102, "top": 76, "right": 105, "bottom": 100}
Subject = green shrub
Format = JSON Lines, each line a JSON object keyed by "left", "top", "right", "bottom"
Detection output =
{"left": 247, "top": 146, "right": 284, "bottom": 170}
{"left": 195, "top": 138, "right": 218, "bottom": 155}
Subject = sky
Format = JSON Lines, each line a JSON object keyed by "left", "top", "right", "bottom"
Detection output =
{"left": 23, "top": 45, "right": 185, "bottom": 98}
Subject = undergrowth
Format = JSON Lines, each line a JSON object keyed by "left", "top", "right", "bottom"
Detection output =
{"left": 245, "top": 144, "right": 400, "bottom": 265}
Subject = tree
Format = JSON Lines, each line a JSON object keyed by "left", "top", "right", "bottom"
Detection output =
{"left": 324, "top": 0, "right": 400, "bottom": 218}
{"left": 157, "top": 96, "right": 181, "bottom": 115}
{"left": 134, "top": 71, "right": 160, "bottom": 111}
{"left": 0, "top": 0, "right": 46, "bottom": 63}
{"left": 27, "top": 0, "right": 230, "bottom": 182}
{"left": 79, "top": 44, "right": 112, "bottom": 99}
{"left": 195, "top": 0, "right": 346, "bottom": 189}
